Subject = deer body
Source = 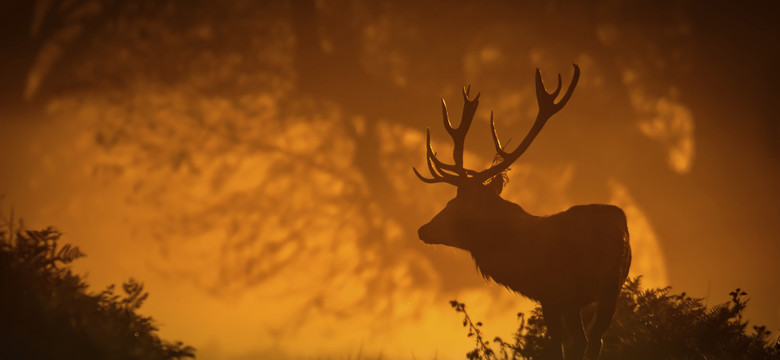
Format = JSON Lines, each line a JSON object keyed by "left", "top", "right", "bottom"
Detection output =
{"left": 425, "top": 202, "right": 630, "bottom": 306}
{"left": 413, "top": 65, "right": 631, "bottom": 359}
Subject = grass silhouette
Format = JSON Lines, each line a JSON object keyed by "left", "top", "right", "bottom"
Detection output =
{"left": 450, "top": 277, "right": 780, "bottom": 359}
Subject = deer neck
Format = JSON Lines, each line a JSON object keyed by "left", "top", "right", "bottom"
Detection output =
{"left": 455, "top": 199, "right": 546, "bottom": 287}
{"left": 460, "top": 198, "right": 538, "bottom": 250}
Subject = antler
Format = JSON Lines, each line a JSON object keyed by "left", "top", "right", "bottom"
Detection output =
{"left": 414, "top": 65, "right": 579, "bottom": 186}
{"left": 413, "top": 86, "right": 480, "bottom": 185}
{"left": 474, "top": 64, "right": 579, "bottom": 183}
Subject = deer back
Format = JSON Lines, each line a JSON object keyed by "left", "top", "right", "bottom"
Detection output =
{"left": 465, "top": 203, "right": 630, "bottom": 306}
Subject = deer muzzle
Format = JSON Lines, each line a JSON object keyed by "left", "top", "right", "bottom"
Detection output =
{"left": 418, "top": 222, "right": 446, "bottom": 245}
{"left": 417, "top": 224, "right": 432, "bottom": 243}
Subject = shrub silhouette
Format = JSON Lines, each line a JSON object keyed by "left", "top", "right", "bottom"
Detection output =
{"left": 452, "top": 277, "right": 780, "bottom": 359}
{"left": 0, "top": 219, "right": 194, "bottom": 359}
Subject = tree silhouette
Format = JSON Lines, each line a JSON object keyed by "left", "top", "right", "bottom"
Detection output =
{"left": 0, "top": 215, "right": 194, "bottom": 359}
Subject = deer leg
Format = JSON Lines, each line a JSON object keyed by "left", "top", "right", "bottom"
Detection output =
{"left": 562, "top": 307, "right": 586, "bottom": 360}
{"left": 584, "top": 294, "right": 618, "bottom": 360}
{"left": 541, "top": 303, "right": 564, "bottom": 360}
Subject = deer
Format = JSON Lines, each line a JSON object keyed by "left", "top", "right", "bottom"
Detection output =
{"left": 413, "top": 64, "right": 631, "bottom": 360}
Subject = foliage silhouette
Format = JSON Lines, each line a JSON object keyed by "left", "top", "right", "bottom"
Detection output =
{"left": 452, "top": 277, "right": 780, "bottom": 360}
{"left": 0, "top": 216, "right": 194, "bottom": 359}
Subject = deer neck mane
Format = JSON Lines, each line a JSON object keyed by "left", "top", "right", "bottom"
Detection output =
{"left": 458, "top": 198, "right": 547, "bottom": 291}
{"left": 461, "top": 197, "right": 538, "bottom": 249}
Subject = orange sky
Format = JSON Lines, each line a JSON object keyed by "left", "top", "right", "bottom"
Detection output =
{"left": 1, "top": 1, "right": 779, "bottom": 359}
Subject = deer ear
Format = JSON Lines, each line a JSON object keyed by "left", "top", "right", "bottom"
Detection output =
{"left": 487, "top": 176, "right": 504, "bottom": 195}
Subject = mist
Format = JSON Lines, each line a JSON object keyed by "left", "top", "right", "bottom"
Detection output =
{"left": 1, "top": 1, "right": 778, "bottom": 358}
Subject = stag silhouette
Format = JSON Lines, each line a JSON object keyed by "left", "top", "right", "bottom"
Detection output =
{"left": 413, "top": 65, "right": 631, "bottom": 360}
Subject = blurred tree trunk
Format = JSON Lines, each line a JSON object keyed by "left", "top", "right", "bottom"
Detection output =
{"left": 289, "top": 0, "right": 493, "bottom": 290}
{"left": 0, "top": 1, "right": 39, "bottom": 115}
{"left": 0, "top": 0, "right": 123, "bottom": 118}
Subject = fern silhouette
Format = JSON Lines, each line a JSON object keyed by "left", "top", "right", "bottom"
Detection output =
{"left": 451, "top": 277, "right": 780, "bottom": 360}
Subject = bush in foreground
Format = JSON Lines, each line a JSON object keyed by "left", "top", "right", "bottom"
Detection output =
{"left": 0, "top": 219, "right": 194, "bottom": 359}
{"left": 452, "top": 278, "right": 780, "bottom": 359}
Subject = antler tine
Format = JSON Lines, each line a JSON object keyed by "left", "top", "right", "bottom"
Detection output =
{"left": 424, "top": 127, "right": 468, "bottom": 176}
{"left": 463, "top": 84, "right": 481, "bottom": 102}
{"left": 452, "top": 85, "right": 480, "bottom": 170}
{"left": 550, "top": 73, "right": 562, "bottom": 99}
{"left": 537, "top": 65, "right": 579, "bottom": 115}
{"left": 552, "top": 64, "right": 580, "bottom": 111}
{"left": 413, "top": 128, "right": 461, "bottom": 185}
{"left": 436, "top": 85, "right": 480, "bottom": 174}
{"left": 413, "top": 167, "right": 441, "bottom": 183}
{"left": 442, "top": 99, "right": 455, "bottom": 135}
{"left": 412, "top": 147, "right": 448, "bottom": 184}
{"left": 459, "top": 85, "right": 480, "bottom": 134}
{"left": 476, "top": 64, "right": 580, "bottom": 183}
{"left": 490, "top": 111, "right": 510, "bottom": 158}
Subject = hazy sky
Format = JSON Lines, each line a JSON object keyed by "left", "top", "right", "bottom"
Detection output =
{"left": 1, "top": 1, "right": 778, "bottom": 358}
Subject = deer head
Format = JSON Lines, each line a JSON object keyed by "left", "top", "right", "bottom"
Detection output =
{"left": 414, "top": 64, "right": 580, "bottom": 248}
